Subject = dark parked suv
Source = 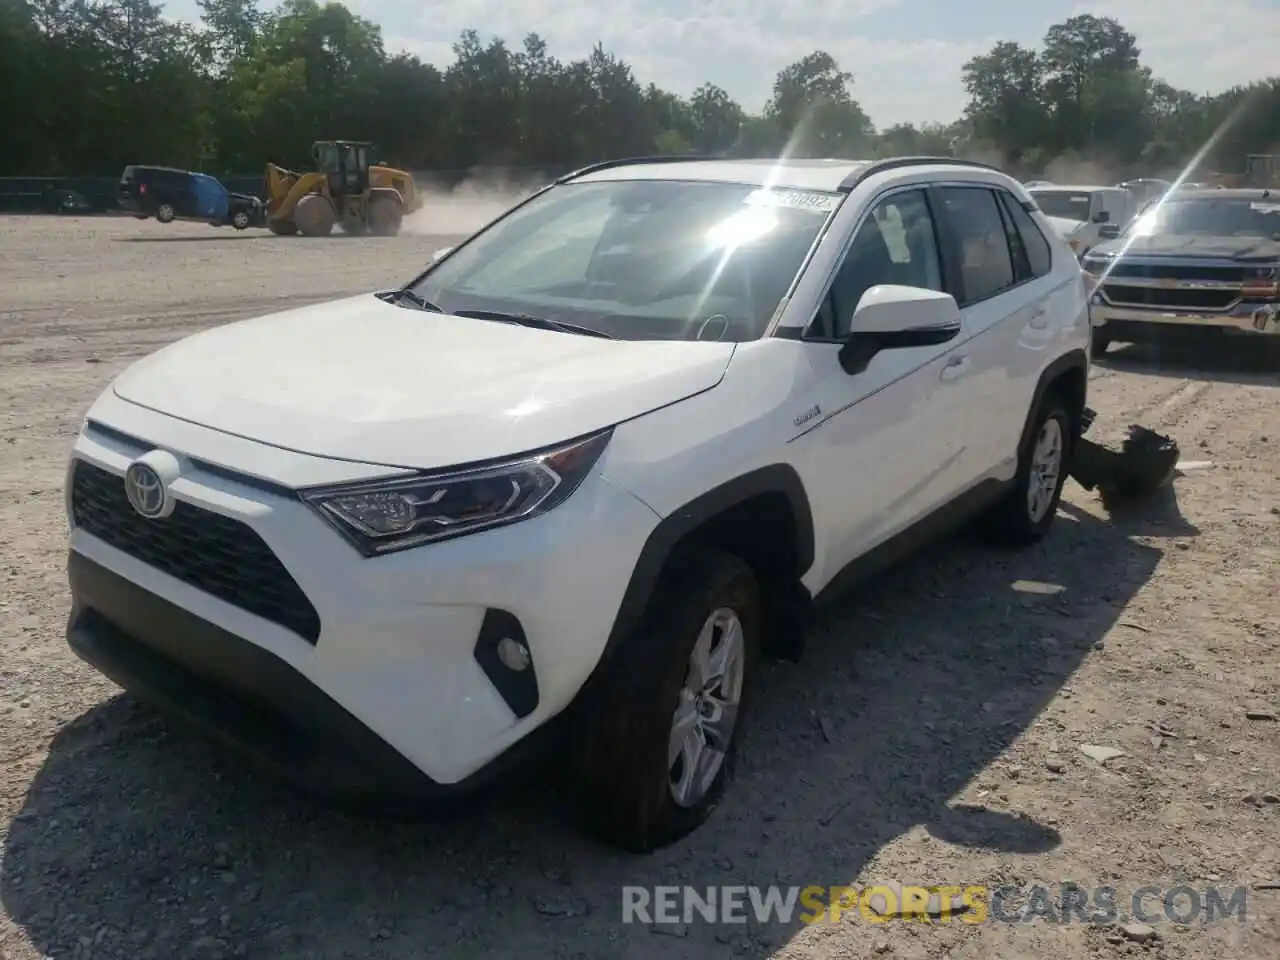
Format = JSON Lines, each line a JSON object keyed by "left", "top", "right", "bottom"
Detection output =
{"left": 118, "top": 165, "right": 263, "bottom": 229}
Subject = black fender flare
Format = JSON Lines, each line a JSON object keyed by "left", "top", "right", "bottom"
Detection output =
{"left": 583, "top": 465, "right": 815, "bottom": 689}
{"left": 1017, "top": 348, "right": 1089, "bottom": 457}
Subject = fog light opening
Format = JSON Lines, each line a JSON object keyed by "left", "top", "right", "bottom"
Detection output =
{"left": 497, "top": 636, "right": 531, "bottom": 672}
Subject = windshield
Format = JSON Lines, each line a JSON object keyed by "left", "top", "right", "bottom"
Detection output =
{"left": 1126, "top": 197, "right": 1280, "bottom": 239}
{"left": 407, "top": 179, "right": 840, "bottom": 342}
{"left": 1031, "top": 190, "right": 1093, "bottom": 222}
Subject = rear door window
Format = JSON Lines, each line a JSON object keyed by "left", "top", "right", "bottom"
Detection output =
{"left": 936, "top": 187, "right": 1016, "bottom": 304}
{"left": 996, "top": 191, "right": 1052, "bottom": 279}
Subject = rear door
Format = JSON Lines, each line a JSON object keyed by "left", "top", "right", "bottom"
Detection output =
{"left": 931, "top": 185, "right": 1055, "bottom": 486}
{"left": 118, "top": 166, "right": 143, "bottom": 209}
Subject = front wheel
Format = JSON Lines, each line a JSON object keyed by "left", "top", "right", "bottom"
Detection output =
{"left": 155, "top": 202, "right": 176, "bottom": 224}
{"left": 293, "top": 194, "right": 336, "bottom": 237}
{"left": 231, "top": 210, "right": 251, "bottom": 230}
{"left": 571, "top": 549, "right": 761, "bottom": 852}
{"left": 980, "top": 398, "right": 1072, "bottom": 546}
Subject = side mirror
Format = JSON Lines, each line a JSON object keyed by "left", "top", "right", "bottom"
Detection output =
{"left": 1093, "top": 210, "right": 1110, "bottom": 223}
{"left": 837, "top": 285, "right": 962, "bottom": 376}
{"left": 1098, "top": 224, "right": 1122, "bottom": 240}
{"left": 431, "top": 246, "right": 453, "bottom": 263}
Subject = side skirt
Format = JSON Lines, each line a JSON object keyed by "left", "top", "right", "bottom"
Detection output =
{"left": 811, "top": 477, "right": 1010, "bottom": 610}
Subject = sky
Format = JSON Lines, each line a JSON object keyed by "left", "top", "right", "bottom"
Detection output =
{"left": 163, "top": 0, "right": 1280, "bottom": 128}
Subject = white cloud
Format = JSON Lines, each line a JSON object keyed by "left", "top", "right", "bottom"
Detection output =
{"left": 1077, "top": 0, "right": 1280, "bottom": 97}
{"left": 383, "top": 0, "right": 988, "bottom": 127}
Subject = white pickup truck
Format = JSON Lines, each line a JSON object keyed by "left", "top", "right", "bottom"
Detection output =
{"left": 1030, "top": 185, "right": 1137, "bottom": 257}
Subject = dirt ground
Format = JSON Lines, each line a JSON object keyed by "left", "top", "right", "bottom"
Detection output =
{"left": 1, "top": 215, "right": 1278, "bottom": 960}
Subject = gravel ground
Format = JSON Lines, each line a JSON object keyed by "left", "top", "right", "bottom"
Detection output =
{"left": 1, "top": 215, "right": 1278, "bottom": 960}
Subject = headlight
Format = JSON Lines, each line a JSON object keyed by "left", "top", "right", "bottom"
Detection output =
{"left": 301, "top": 429, "right": 612, "bottom": 556}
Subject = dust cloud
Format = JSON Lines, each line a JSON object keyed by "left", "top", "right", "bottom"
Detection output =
{"left": 1039, "top": 156, "right": 1122, "bottom": 186}
{"left": 953, "top": 145, "right": 1125, "bottom": 186}
{"left": 403, "top": 173, "right": 546, "bottom": 237}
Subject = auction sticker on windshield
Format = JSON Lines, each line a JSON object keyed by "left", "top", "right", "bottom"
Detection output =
{"left": 745, "top": 189, "right": 842, "bottom": 212}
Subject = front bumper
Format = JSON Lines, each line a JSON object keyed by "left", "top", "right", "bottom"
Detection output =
{"left": 67, "top": 553, "right": 491, "bottom": 803}
{"left": 66, "top": 395, "right": 660, "bottom": 792}
{"left": 1090, "top": 300, "right": 1280, "bottom": 336}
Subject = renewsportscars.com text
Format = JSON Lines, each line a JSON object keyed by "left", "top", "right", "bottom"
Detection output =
{"left": 621, "top": 883, "right": 1249, "bottom": 926}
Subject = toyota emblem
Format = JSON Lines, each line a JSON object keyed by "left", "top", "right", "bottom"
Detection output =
{"left": 124, "top": 461, "right": 167, "bottom": 518}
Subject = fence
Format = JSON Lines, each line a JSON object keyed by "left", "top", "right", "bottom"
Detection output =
{"left": 0, "top": 165, "right": 577, "bottom": 215}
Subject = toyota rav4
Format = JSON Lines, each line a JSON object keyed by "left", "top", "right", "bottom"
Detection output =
{"left": 65, "top": 156, "right": 1091, "bottom": 852}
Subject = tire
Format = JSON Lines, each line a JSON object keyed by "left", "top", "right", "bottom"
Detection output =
{"left": 231, "top": 210, "right": 251, "bottom": 230}
{"left": 570, "top": 548, "right": 761, "bottom": 852}
{"left": 293, "top": 194, "right": 336, "bottom": 237}
{"left": 155, "top": 203, "right": 176, "bottom": 224}
{"left": 1090, "top": 327, "right": 1111, "bottom": 357}
{"left": 980, "top": 397, "right": 1072, "bottom": 547}
{"left": 267, "top": 219, "right": 296, "bottom": 236}
{"left": 366, "top": 195, "right": 403, "bottom": 236}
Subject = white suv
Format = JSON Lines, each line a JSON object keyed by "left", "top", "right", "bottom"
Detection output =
{"left": 64, "top": 156, "right": 1091, "bottom": 852}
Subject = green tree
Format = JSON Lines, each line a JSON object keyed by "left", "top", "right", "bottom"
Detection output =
{"left": 764, "top": 51, "right": 873, "bottom": 157}
{"left": 3, "top": 9, "right": 1280, "bottom": 186}
{"left": 961, "top": 41, "right": 1050, "bottom": 164}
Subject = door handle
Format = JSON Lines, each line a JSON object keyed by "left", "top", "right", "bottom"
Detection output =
{"left": 940, "top": 355, "right": 970, "bottom": 382}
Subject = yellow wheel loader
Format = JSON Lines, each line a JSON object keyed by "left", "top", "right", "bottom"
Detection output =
{"left": 264, "top": 140, "right": 423, "bottom": 237}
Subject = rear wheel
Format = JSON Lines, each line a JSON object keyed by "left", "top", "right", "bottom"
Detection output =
{"left": 155, "top": 203, "right": 176, "bottom": 224}
{"left": 571, "top": 548, "right": 761, "bottom": 852}
{"left": 980, "top": 398, "right": 1072, "bottom": 546}
{"left": 231, "top": 210, "right": 251, "bottom": 230}
{"left": 366, "top": 195, "right": 403, "bottom": 236}
{"left": 293, "top": 194, "right": 336, "bottom": 237}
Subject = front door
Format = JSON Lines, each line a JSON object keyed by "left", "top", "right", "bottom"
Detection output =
{"left": 792, "top": 187, "right": 971, "bottom": 584}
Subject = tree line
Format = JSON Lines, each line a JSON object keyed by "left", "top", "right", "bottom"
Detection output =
{"left": 2, "top": 0, "right": 1277, "bottom": 180}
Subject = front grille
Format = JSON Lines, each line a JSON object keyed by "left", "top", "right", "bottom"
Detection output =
{"left": 70, "top": 460, "right": 321, "bottom": 643}
{"left": 1100, "top": 284, "right": 1239, "bottom": 311}
{"left": 1102, "top": 262, "right": 1248, "bottom": 283}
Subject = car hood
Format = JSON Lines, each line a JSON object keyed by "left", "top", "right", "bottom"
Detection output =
{"left": 1045, "top": 215, "right": 1087, "bottom": 237}
{"left": 1089, "top": 234, "right": 1280, "bottom": 261}
{"left": 111, "top": 293, "right": 736, "bottom": 471}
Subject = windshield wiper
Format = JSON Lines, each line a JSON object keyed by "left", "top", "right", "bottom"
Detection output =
{"left": 453, "top": 309, "right": 615, "bottom": 339}
{"left": 380, "top": 288, "right": 443, "bottom": 312}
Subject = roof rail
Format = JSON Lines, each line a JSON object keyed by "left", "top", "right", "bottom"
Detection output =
{"left": 554, "top": 154, "right": 717, "bottom": 184}
{"left": 837, "top": 155, "right": 1006, "bottom": 192}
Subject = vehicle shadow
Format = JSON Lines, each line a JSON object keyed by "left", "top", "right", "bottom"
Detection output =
{"left": 114, "top": 235, "right": 265, "bottom": 244}
{"left": 1098, "top": 336, "right": 1280, "bottom": 387}
{"left": 0, "top": 485, "right": 1171, "bottom": 959}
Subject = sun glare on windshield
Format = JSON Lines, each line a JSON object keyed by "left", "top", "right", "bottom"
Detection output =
{"left": 1130, "top": 211, "right": 1159, "bottom": 237}
{"left": 705, "top": 206, "right": 780, "bottom": 251}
